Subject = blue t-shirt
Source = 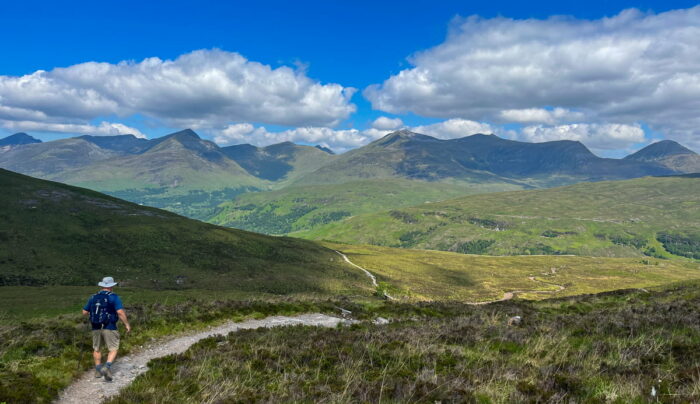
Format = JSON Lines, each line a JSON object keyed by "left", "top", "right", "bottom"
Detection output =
{"left": 84, "top": 291, "right": 123, "bottom": 330}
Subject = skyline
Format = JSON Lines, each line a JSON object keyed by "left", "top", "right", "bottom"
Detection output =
{"left": 1, "top": 1, "right": 699, "bottom": 156}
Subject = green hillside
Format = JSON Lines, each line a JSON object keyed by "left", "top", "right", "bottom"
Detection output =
{"left": 302, "top": 176, "right": 700, "bottom": 258}
{"left": 209, "top": 178, "right": 523, "bottom": 234}
{"left": 0, "top": 169, "right": 369, "bottom": 296}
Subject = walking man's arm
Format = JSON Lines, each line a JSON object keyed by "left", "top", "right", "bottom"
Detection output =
{"left": 117, "top": 309, "right": 131, "bottom": 333}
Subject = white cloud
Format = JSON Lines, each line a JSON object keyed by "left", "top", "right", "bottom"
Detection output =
{"left": 0, "top": 120, "right": 146, "bottom": 138}
{"left": 411, "top": 119, "right": 493, "bottom": 139}
{"left": 214, "top": 125, "right": 377, "bottom": 153}
{"left": 0, "top": 49, "right": 356, "bottom": 136}
{"left": 519, "top": 123, "right": 645, "bottom": 151}
{"left": 371, "top": 116, "right": 404, "bottom": 130}
{"left": 498, "top": 108, "right": 584, "bottom": 124}
{"left": 365, "top": 6, "right": 700, "bottom": 149}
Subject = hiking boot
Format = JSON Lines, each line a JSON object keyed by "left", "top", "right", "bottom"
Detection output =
{"left": 101, "top": 366, "right": 113, "bottom": 382}
{"left": 94, "top": 368, "right": 103, "bottom": 378}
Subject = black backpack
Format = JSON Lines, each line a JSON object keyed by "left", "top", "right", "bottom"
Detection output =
{"left": 89, "top": 292, "right": 114, "bottom": 327}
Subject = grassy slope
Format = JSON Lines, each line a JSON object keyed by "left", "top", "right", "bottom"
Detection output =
{"left": 51, "top": 138, "right": 266, "bottom": 220}
{"left": 330, "top": 243, "right": 700, "bottom": 301}
{"left": 0, "top": 168, "right": 369, "bottom": 297}
{"left": 209, "top": 178, "right": 524, "bottom": 234}
{"left": 109, "top": 282, "right": 700, "bottom": 402}
{"left": 302, "top": 176, "right": 700, "bottom": 258}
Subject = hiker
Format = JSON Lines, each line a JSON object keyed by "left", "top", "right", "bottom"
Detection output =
{"left": 82, "top": 276, "right": 131, "bottom": 382}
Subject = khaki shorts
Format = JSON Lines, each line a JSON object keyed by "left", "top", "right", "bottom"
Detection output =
{"left": 92, "top": 329, "right": 120, "bottom": 351}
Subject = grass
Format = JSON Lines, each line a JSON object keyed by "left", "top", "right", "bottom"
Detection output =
{"left": 0, "top": 168, "right": 370, "bottom": 296}
{"left": 0, "top": 293, "right": 355, "bottom": 403}
{"left": 106, "top": 281, "right": 700, "bottom": 403}
{"left": 329, "top": 243, "right": 700, "bottom": 302}
{"left": 208, "top": 178, "right": 521, "bottom": 235}
{"left": 302, "top": 176, "right": 700, "bottom": 258}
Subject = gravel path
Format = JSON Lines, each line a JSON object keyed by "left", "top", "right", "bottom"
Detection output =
{"left": 55, "top": 313, "right": 347, "bottom": 404}
{"left": 334, "top": 250, "right": 396, "bottom": 300}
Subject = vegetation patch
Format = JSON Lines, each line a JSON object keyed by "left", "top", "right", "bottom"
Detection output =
{"left": 541, "top": 230, "right": 577, "bottom": 238}
{"left": 454, "top": 239, "right": 495, "bottom": 254}
{"left": 468, "top": 217, "right": 508, "bottom": 230}
{"left": 108, "top": 283, "right": 700, "bottom": 403}
{"left": 657, "top": 232, "right": 700, "bottom": 259}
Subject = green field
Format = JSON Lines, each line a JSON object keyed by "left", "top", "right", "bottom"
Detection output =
{"left": 209, "top": 178, "right": 522, "bottom": 234}
{"left": 302, "top": 176, "right": 700, "bottom": 258}
{"left": 330, "top": 243, "right": 700, "bottom": 301}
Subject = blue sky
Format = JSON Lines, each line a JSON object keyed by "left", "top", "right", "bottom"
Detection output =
{"left": 1, "top": 0, "right": 699, "bottom": 155}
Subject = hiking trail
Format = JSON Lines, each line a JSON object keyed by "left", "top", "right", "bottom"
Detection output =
{"left": 334, "top": 250, "right": 396, "bottom": 300}
{"left": 56, "top": 313, "right": 347, "bottom": 404}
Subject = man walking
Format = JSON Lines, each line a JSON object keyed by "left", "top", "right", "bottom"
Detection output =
{"left": 82, "top": 276, "right": 131, "bottom": 382}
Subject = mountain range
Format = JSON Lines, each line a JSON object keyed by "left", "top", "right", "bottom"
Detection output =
{"left": 0, "top": 129, "right": 697, "bottom": 225}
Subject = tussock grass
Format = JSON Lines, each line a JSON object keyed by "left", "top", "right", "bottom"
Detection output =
{"left": 109, "top": 283, "right": 700, "bottom": 403}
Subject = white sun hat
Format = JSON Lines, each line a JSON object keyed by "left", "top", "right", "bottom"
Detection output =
{"left": 98, "top": 276, "right": 118, "bottom": 288}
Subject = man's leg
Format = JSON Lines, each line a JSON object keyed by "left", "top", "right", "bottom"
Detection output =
{"left": 101, "top": 330, "right": 120, "bottom": 381}
{"left": 106, "top": 349, "right": 118, "bottom": 364}
{"left": 92, "top": 330, "right": 103, "bottom": 378}
{"left": 93, "top": 350, "right": 102, "bottom": 365}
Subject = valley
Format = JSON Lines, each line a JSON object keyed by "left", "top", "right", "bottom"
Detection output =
{"left": 302, "top": 175, "right": 700, "bottom": 258}
{"left": 1, "top": 131, "right": 699, "bottom": 404}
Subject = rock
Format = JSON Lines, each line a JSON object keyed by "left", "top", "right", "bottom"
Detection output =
{"left": 373, "top": 317, "right": 390, "bottom": 325}
{"left": 507, "top": 316, "right": 522, "bottom": 326}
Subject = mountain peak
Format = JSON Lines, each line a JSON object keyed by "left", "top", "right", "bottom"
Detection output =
{"left": 625, "top": 140, "right": 696, "bottom": 161}
{"left": 375, "top": 130, "right": 437, "bottom": 146}
{"left": 166, "top": 128, "right": 200, "bottom": 140}
{"left": 0, "top": 132, "right": 42, "bottom": 146}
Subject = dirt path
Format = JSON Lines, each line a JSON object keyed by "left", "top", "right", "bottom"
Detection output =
{"left": 334, "top": 250, "right": 396, "bottom": 300}
{"left": 56, "top": 313, "right": 347, "bottom": 404}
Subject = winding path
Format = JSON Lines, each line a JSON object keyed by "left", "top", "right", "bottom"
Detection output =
{"left": 334, "top": 250, "right": 396, "bottom": 300}
{"left": 56, "top": 313, "right": 347, "bottom": 404}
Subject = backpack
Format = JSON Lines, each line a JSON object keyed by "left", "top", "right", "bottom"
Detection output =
{"left": 89, "top": 292, "right": 114, "bottom": 327}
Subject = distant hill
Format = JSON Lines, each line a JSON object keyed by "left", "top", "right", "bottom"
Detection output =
{"left": 0, "top": 137, "right": 121, "bottom": 175}
{"left": 2, "top": 128, "right": 695, "bottom": 225}
{"left": 300, "top": 176, "right": 700, "bottom": 259}
{"left": 0, "top": 133, "right": 41, "bottom": 147}
{"left": 625, "top": 140, "right": 700, "bottom": 173}
{"left": 0, "top": 168, "right": 368, "bottom": 295}
{"left": 221, "top": 141, "right": 335, "bottom": 182}
{"left": 77, "top": 134, "right": 151, "bottom": 153}
{"left": 294, "top": 130, "right": 673, "bottom": 187}
{"left": 208, "top": 178, "right": 522, "bottom": 234}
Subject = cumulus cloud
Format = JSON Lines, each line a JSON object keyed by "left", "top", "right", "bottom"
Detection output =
{"left": 214, "top": 124, "right": 377, "bottom": 153}
{"left": 365, "top": 6, "right": 700, "bottom": 149}
{"left": 0, "top": 49, "right": 356, "bottom": 137}
{"left": 411, "top": 119, "right": 493, "bottom": 139}
{"left": 0, "top": 120, "right": 146, "bottom": 138}
{"left": 498, "top": 108, "right": 584, "bottom": 124}
{"left": 371, "top": 116, "right": 404, "bottom": 130}
{"left": 519, "top": 123, "right": 645, "bottom": 151}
